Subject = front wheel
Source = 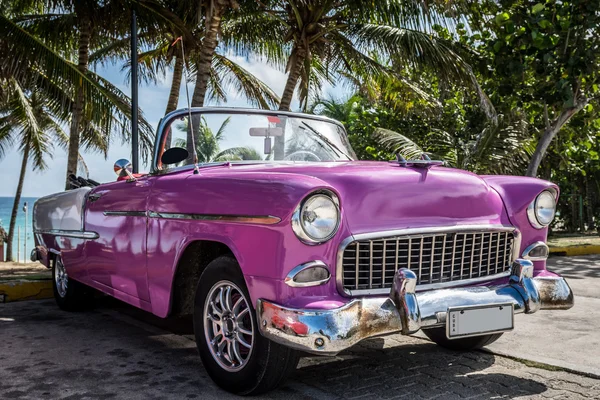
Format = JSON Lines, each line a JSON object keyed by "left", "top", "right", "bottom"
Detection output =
{"left": 423, "top": 327, "right": 503, "bottom": 351}
{"left": 52, "top": 256, "right": 93, "bottom": 311}
{"left": 193, "top": 256, "right": 299, "bottom": 395}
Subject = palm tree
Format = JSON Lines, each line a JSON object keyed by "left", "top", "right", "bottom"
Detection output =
{"left": 13, "top": 0, "right": 125, "bottom": 186}
{"left": 105, "top": 39, "right": 281, "bottom": 114}
{"left": 0, "top": 80, "right": 74, "bottom": 261}
{"left": 0, "top": 13, "right": 154, "bottom": 155}
{"left": 1, "top": 13, "right": 116, "bottom": 111}
{"left": 139, "top": 0, "right": 287, "bottom": 111}
{"left": 90, "top": 0, "right": 281, "bottom": 161}
{"left": 375, "top": 113, "right": 533, "bottom": 175}
{"left": 240, "top": 1, "right": 480, "bottom": 113}
{"left": 174, "top": 117, "right": 263, "bottom": 162}
{"left": 1, "top": 9, "right": 159, "bottom": 188}
{"left": 7, "top": 0, "right": 185, "bottom": 188}
{"left": 309, "top": 94, "right": 362, "bottom": 122}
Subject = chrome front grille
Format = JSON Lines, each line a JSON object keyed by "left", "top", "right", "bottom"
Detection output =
{"left": 340, "top": 229, "right": 515, "bottom": 294}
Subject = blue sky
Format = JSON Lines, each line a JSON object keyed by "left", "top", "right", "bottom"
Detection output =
{"left": 0, "top": 55, "right": 347, "bottom": 197}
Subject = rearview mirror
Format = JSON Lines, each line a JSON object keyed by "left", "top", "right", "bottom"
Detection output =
{"left": 161, "top": 147, "right": 189, "bottom": 166}
{"left": 249, "top": 127, "right": 283, "bottom": 137}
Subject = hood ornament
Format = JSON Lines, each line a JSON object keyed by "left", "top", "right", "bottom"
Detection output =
{"left": 393, "top": 153, "right": 444, "bottom": 168}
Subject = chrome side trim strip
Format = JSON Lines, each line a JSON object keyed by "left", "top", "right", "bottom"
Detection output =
{"left": 34, "top": 229, "right": 99, "bottom": 239}
{"left": 148, "top": 211, "right": 281, "bottom": 225}
{"left": 103, "top": 211, "right": 147, "bottom": 217}
{"left": 336, "top": 225, "right": 520, "bottom": 297}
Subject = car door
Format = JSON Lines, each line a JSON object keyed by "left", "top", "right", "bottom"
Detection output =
{"left": 84, "top": 176, "right": 153, "bottom": 301}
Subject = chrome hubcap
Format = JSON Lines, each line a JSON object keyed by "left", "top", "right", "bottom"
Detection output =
{"left": 55, "top": 259, "right": 68, "bottom": 298}
{"left": 203, "top": 281, "right": 254, "bottom": 372}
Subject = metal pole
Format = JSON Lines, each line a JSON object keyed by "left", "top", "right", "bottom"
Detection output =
{"left": 131, "top": 10, "right": 139, "bottom": 174}
{"left": 579, "top": 194, "right": 584, "bottom": 232}
{"left": 17, "top": 225, "right": 20, "bottom": 264}
{"left": 24, "top": 205, "right": 27, "bottom": 263}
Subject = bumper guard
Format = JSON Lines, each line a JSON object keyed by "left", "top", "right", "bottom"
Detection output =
{"left": 256, "top": 259, "right": 574, "bottom": 355}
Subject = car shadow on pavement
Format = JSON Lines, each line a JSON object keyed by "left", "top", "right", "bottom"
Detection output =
{"left": 548, "top": 254, "right": 600, "bottom": 279}
{"left": 94, "top": 297, "right": 549, "bottom": 399}
{"left": 289, "top": 338, "right": 547, "bottom": 399}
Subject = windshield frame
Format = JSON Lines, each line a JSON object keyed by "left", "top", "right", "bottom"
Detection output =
{"left": 151, "top": 107, "right": 355, "bottom": 174}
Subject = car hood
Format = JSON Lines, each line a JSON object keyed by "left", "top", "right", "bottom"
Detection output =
{"left": 196, "top": 161, "right": 510, "bottom": 234}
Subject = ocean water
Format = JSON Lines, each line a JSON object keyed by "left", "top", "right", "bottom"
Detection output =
{"left": 0, "top": 197, "right": 38, "bottom": 262}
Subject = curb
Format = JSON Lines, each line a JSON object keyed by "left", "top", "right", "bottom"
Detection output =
{"left": 0, "top": 279, "right": 53, "bottom": 303}
{"left": 549, "top": 245, "right": 600, "bottom": 257}
{"left": 480, "top": 347, "right": 600, "bottom": 380}
{"left": 413, "top": 332, "right": 600, "bottom": 380}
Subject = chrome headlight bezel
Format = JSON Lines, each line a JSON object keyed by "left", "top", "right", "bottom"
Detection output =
{"left": 527, "top": 189, "right": 557, "bottom": 229}
{"left": 291, "top": 190, "right": 340, "bottom": 245}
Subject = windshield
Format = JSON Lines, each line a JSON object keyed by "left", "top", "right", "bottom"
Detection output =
{"left": 156, "top": 111, "right": 356, "bottom": 170}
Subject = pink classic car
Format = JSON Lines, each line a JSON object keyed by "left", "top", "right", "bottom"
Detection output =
{"left": 32, "top": 108, "right": 574, "bottom": 395}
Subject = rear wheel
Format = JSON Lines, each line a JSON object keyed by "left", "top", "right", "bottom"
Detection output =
{"left": 193, "top": 256, "right": 299, "bottom": 395}
{"left": 423, "top": 327, "right": 503, "bottom": 351}
{"left": 52, "top": 256, "right": 93, "bottom": 311}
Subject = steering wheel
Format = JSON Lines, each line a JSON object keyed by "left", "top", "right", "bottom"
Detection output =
{"left": 284, "top": 150, "right": 322, "bottom": 162}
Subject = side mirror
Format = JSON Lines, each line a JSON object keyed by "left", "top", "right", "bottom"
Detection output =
{"left": 114, "top": 159, "right": 135, "bottom": 180}
{"left": 161, "top": 147, "right": 189, "bottom": 166}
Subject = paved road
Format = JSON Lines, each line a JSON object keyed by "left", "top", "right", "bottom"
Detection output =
{"left": 545, "top": 254, "right": 600, "bottom": 299}
{"left": 1, "top": 255, "right": 600, "bottom": 399}
{"left": 486, "top": 255, "right": 600, "bottom": 377}
{"left": 2, "top": 300, "right": 599, "bottom": 400}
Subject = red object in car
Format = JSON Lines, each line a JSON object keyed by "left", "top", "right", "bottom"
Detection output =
{"left": 117, "top": 173, "right": 146, "bottom": 181}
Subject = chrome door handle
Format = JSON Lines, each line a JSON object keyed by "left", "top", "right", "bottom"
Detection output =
{"left": 88, "top": 193, "right": 102, "bottom": 202}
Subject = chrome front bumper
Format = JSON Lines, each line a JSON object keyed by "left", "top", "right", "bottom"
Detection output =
{"left": 256, "top": 260, "right": 574, "bottom": 355}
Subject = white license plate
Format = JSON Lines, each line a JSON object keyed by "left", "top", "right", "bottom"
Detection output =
{"left": 446, "top": 303, "right": 514, "bottom": 339}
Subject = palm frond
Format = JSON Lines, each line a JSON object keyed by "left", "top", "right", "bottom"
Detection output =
{"left": 0, "top": 14, "right": 153, "bottom": 152}
{"left": 211, "top": 53, "right": 281, "bottom": 109}
{"left": 214, "top": 146, "right": 263, "bottom": 161}
{"left": 87, "top": 72, "right": 155, "bottom": 162}
{"left": 374, "top": 128, "right": 426, "bottom": 160}
{"left": 212, "top": 116, "right": 231, "bottom": 143}
{"left": 13, "top": 12, "right": 78, "bottom": 57}
{"left": 0, "top": 118, "right": 15, "bottom": 159}
{"left": 10, "top": 78, "right": 40, "bottom": 137}
{"left": 220, "top": 11, "right": 289, "bottom": 68}
{"left": 351, "top": 23, "right": 494, "bottom": 117}
{"left": 89, "top": 32, "right": 157, "bottom": 66}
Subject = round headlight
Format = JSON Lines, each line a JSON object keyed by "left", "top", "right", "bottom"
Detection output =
{"left": 292, "top": 192, "right": 340, "bottom": 244}
{"left": 527, "top": 190, "right": 557, "bottom": 229}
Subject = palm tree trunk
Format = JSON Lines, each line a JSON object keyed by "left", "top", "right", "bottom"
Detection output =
{"left": 65, "top": 17, "right": 91, "bottom": 188}
{"left": 190, "top": 8, "right": 224, "bottom": 108}
{"left": 6, "top": 142, "right": 30, "bottom": 262}
{"left": 165, "top": 51, "right": 184, "bottom": 114}
{"left": 278, "top": 43, "right": 307, "bottom": 112}
{"left": 186, "top": 3, "right": 226, "bottom": 163}
{"left": 273, "top": 43, "right": 307, "bottom": 160}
